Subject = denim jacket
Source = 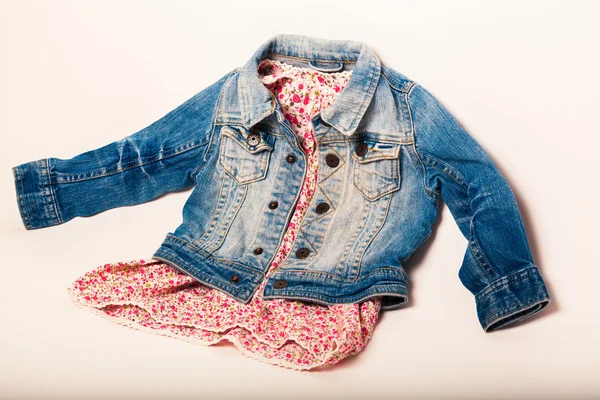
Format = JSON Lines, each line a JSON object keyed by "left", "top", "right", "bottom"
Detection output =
{"left": 11, "top": 33, "right": 551, "bottom": 332}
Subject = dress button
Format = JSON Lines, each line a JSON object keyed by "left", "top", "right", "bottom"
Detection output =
{"left": 268, "top": 201, "right": 279, "bottom": 209}
{"left": 230, "top": 275, "right": 240, "bottom": 284}
{"left": 325, "top": 153, "right": 340, "bottom": 168}
{"left": 355, "top": 142, "right": 368, "bottom": 156}
{"left": 296, "top": 247, "right": 310, "bottom": 259}
{"left": 246, "top": 131, "right": 261, "bottom": 146}
{"left": 253, "top": 247, "right": 264, "bottom": 255}
{"left": 315, "top": 202, "right": 330, "bottom": 214}
{"left": 286, "top": 154, "right": 297, "bottom": 163}
{"left": 273, "top": 279, "right": 288, "bottom": 289}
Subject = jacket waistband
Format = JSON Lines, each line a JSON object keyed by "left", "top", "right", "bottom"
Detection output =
{"left": 152, "top": 233, "right": 409, "bottom": 309}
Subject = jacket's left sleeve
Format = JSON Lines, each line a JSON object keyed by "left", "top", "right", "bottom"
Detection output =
{"left": 406, "top": 82, "right": 551, "bottom": 332}
{"left": 11, "top": 71, "right": 231, "bottom": 230}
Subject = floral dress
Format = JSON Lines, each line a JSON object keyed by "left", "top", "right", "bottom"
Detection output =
{"left": 66, "top": 59, "right": 383, "bottom": 371}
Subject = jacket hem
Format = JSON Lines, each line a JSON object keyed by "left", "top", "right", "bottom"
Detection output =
{"left": 151, "top": 235, "right": 266, "bottom": 304}
{"left": 153, "top": 233, "right": 411, "bottom": 308}
{"left": 262, "top": 287, "right": 409, "bottom": 308}
{"left": 12, "top": 159, "right": 61, "bottom": 230}
{"left": 476, "top": 265, "right": 551, "bottom": 332}
{"left": 262, "top": 268, "right": 409, "bottom": 307}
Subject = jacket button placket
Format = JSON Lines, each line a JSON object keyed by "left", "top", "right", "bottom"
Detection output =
{"left": 263, "top": 109, "right": 309, "bottom": 294}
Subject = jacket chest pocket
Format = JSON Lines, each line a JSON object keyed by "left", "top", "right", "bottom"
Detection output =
{"left": 218, "top": 126, "right": 276, "bottom": 184}
{"left": 352, "top": 141, "right": 402, "bottom": 201}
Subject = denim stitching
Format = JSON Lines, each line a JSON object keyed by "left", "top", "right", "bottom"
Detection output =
{"left": 348, "top": 192, "right": 389, "bottom": 279}
{"left": 44, "top": 158, "right": 62, "bottom": 224}
{"left": 165, "top": 233, "right": 264, "bottom": 274}
{"left": 468, "top": 226, "right": 497, "bottom": 280}
{"left": 218, "top": 133, "right": 272, "bottom": 184}
{"left": 190, "top": 71, "right": 232, "bottom": 181}
{"left": 475, "top": 265, "right": 541, "bottom": 300}
{"left": 335, "top": 188, "right": 370, "bottom": 277}
{"left": 12, "top": 166, "right": 31, "bottom": 229}
{"left": 483, "top": 292, "right": 550, "bottom": 330}
{"left": 151, "top": 253, "right": 254, "bottom": 302}
{"left": 205, "top": 183, "right": 248, "bottom": 257}
{"left": 381, "top": 71, "right": 414, "bottom": 94}
{"left": 409, "top": 144, "right": 440, "bottom": 202}
{"left": 485, "top": 291, "right": 550, "bottom": 322}
{"left": 316, "top": 144, "right": 345, "bottom": 185}
{"left": 353, "top": 190, "right": 393, "bottom": 281}
{"left": 264, "top": 284, "right": 408, "bottom": 306}
{"left": 419, "top": 152, "right": 468, "bottom": 191}
{"left": 315, "top": 122, "right": 332, "bottom": 145}
{"left": 297, "top": 228, "right": 319, "bottom": 258}
{"left": 405, "top": 84, "right": 442, "bottom": 202}
{"left": 273, "top": 266, "right": 407, "bottom": 281}
{"left": 352, "top": 155, "right": 400, "bottom": 201}
{"left": 298, "top": 193, "right": 333, "bottom": 229}
{"left": 405, "top": 83, "right": 469, "bottom": 190}
{"left": 193, "top": 168, "right": 229, "bottom": 248}
{"left": 265, "top": 52, "right": 358, "bottom": 64}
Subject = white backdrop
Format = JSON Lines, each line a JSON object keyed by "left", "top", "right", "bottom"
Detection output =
{"left": 2, "top": 1, "right": 598, "bottom": 399}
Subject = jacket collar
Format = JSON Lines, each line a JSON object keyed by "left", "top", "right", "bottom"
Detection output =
{"left": 237, "top": 34, "right": 381, "bottom": 138}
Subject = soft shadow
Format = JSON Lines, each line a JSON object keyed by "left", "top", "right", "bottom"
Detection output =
{"left": 376, "top": 127, "right": 558, "bottom": 331}
{"left": 375, "top": 197, "right": 446, "bottom": 326}
{"left": 477, "top": 146, "right": 559, "bottom": 329}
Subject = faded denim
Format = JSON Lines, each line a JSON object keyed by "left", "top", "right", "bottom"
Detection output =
{"left": 11, "top": 33, "right": 551, "bottom": 332}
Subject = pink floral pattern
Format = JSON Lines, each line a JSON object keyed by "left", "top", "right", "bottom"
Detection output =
{"left": 66, "top": 59, "right": 383, "bottom": 371}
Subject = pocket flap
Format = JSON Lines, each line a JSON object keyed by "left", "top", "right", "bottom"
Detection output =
{"left": 221, "top": 126, "right": 275, "bottom": 154}
{"left": 351, "top": 141, "right": 401, "bottom": 163}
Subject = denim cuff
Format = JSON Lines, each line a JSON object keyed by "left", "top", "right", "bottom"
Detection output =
{"left": 476, "top": 265, "right": 551, "bottom": 332}
{"left": 12, "top": 158, "right": 62, "bottom": 230}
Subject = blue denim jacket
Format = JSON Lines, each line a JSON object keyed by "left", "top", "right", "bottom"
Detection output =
{"left": 11, "top": 33, "right": 551, "bottom": 332}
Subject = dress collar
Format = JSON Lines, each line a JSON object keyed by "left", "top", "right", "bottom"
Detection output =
{"left": 237, "top": 34, "right": 381, "bottom": 137}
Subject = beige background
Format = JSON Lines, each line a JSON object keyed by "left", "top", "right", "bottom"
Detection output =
{"left": 2, "top": 1, "right": 599, "bottom": 399}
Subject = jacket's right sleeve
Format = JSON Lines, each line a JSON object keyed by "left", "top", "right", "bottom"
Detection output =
{"left": 407, "top": 82, "right": 552, "bottom": 332}
{"left": 11, "top": 71, "right": 232, "bottom": 230}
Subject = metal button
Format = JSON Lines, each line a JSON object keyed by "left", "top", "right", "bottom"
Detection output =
{"left": 355, "top": 142, "right": 368, "bottom": 156}
{"left": 315, "top": 202, "right": 330, "bottom": 214}
{"left": 230, "top": 275, "right": 240, "bottom": 284}
{"left": 286, "top": 154, "right": 297, "bottom": 163}
{"left": 246, "top": 132, "right": 261, "bottom": 146}
{"left": 273, "top": 279, "right": 288, "bottom": 289}
{"left": 268, "top": 201, "right": 278, "bottom": 209}
{"left": 325, "top": 153, "right": 340, "bottom": 168}
{"left": 253, "top": 247, "right": 264, "bottom": 255}
{"left": 296, "top": 247, "right": 310, "bottom": 259}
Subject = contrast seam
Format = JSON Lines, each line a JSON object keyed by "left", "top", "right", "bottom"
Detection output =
{"left": 381, "top": 72, "right": 412, "bottom": 93}
{"left": 418, "top": 152, "right": 468, "bottom": 191}
{"left": 404, "top": 83, "right": 442, "bottom": 200}
{"left": 475, "top": 265, "right": 541, "bottom": 300}
{"left": 44, "top": 158, "right": 62, "bottom": 224}
{"left": 163, "top": 234, "right": 264, "bottom": 275}
{"left": 265, "top": 53, "right": 358, "bottom": 63}
{"left": 191, "top": 71, "right": 235, "bottom": 180}
{"left": 410, "top": 144, "right": 440, "bottom": 201}
{"left": 483, "top": 292, "right": 550, "bottom": 329}
{"left": 12, "top": 166, "right": 31, "bottom": 229}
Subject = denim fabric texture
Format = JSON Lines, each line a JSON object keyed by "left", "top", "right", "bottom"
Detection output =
{"left": 11, "top": 33, "right": 551, "bottom": 332}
